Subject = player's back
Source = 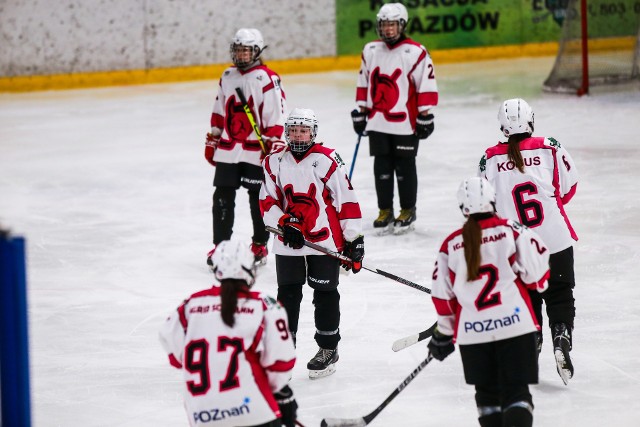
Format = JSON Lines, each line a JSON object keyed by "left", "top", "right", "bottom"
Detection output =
{"left": 480, "top": 137, "right": 576, "bottom": 253}
{"left": 180, "top": 288, "right": 279, "bottom": 427}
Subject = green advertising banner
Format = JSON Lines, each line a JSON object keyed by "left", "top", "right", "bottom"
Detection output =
{"left": 337, "top": 0, "right": 640, "bottom": 55}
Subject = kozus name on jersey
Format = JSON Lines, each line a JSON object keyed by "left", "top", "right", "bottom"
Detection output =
{"left": 496, "top": 156, "right": 541, "bottom": 172}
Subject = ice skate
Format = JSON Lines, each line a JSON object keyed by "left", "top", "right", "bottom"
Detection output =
{"left": 250, "top": 242, "right": 268, "bottom": 267}
{"left": 206, "top": 247, "right": 216, "bottom": 272}
{"left": 307, "top": 347, "right": 338, "bottom": 379}
{"left": 373, "top": 209, "right": 394, "bottom": 235}
{"left": 393, "top": 207, "right": 416, "bottom": 235}
{"left": 552, "top": 323, "right": 574, "bottom": 385}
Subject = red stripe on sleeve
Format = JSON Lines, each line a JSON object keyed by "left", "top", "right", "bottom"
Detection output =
{"left": 263, "top": 81, "right": 274, "bottom": 93}
{"left": 417, "top": 92, "right": 438, "bottom": 107}
{"left": 177, "top": 304, "right": 188, "bottom": 333}
{"left": 356, "top": 87, "right": 367, "bottom": 103}
{"left": 211, "top": 112, "right": 224, "bottom": 128}
{"left": 266, "top": 358, "right": 296, "bottom": 372}
{"left": 432, "top": 296, "right": 459, "bottom": 316}
{"left": 339, "top": 202, "right": 362, "bottom": 220}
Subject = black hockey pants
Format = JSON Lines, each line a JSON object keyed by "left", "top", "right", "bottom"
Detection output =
{"left": 275, "top": 255, "right": 341, "bottom": 349}
{"left": 212, "top": 187, "right": 268, "bottom": 245}
{"left": 529, "top": 246, "right": 576, "bottom": 330}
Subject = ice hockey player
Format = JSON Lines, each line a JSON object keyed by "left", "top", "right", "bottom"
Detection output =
{"left": 260, "top": 108, "right": 364, "bottom": 379}
{"left": 159, "top": 239, "right": 298, "bottom": 427}
{"left": 351, "top": 2, "right": 438, "bottom": 234}
{"left": 428, "top": 177, "right": 550, "bottom": 427}
{"left": 205, "top": 28, "right": 287, "bottom": 268}
{"left": 479, "top": 98, "right": 579, "bottom": 385}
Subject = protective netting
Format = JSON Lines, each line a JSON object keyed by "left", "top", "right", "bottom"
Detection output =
{"left": 543, "top": 0, "right": 640, "bottom": 94}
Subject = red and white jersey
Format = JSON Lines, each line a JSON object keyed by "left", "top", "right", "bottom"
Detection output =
{"left": 159, "top": 287, "right": 296, "bottom": 427}
{"left": 431, "top": 217, "right": 550, "bottom": 345}
{"left": 210, "top": 64, "right": 287, "bottom": 166}
{"left": 356, "top": 38, "right": 438, "bottom": 135}
{"left": 260, "top": 144, "right": 362, "bottom": 256}
{"left": 479, "top": 136, "right": 579, "bottom": 254}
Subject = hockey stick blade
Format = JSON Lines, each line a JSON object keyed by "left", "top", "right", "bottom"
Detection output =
{"left": 321, "top": 418, "right": 366, "bottom": 427}
{"left": 391, "top": 321, "right": 437, "bottom": 352}
{"left": 320, "top": 354, "right": 434, "bottom": 427}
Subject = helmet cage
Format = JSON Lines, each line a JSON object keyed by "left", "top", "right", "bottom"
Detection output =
{"left": 230, "top": 28, "right": 265, "bottom": 69}
{"left": 376, "top": 3, "right": 408, "bottom": 43}
{"left": 285, "top": 108, "right": 318, "bottom": 153}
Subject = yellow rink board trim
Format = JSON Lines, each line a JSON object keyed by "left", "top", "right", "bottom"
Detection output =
{"left": 0, "top": 37, "right": 635, "bottom": 93}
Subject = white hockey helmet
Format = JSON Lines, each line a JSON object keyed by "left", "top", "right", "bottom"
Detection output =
{"left": 211, "top": 239, "right": 256, "bottom": 286}
{"left": 376, "top": 3, "right": 408, "bottom": 43}
{"left": 498, "top": 98, "right": 534, "bottom": 137}
{"left": 285, "top": 108, "right": 318, "bottom": 154}
{"left": 230, "top": 28, "right": 265, "bottom": 69}
{"left": 457, "top": 177, "right": 496, "bottom": 217}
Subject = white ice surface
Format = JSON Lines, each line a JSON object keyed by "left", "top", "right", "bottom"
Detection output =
{"left": 1, "top": 57, "right": 640, "bottom": 426}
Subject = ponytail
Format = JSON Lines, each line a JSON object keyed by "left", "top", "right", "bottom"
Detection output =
{"left": 220, "top": 279, "right": 250, "bottom": 327}
{"left": 462, "top": 215, "right": 483, "bottom": 281}
{"left": 507, "top": 134, "right": 529, "bottom": 173}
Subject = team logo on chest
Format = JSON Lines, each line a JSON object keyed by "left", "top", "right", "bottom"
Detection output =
{"left": 223, "top": 96, "right": 259, "bottom": 151}
{"left": 283, "top": 183, "right": 329, "bottom": 242}
{"left": 370, "top": 67, "right": 406, "bottom": 122}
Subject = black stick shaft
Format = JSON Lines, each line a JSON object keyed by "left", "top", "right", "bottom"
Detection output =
{"left": 265, "top": 226, "right": 431, "bottom": 294}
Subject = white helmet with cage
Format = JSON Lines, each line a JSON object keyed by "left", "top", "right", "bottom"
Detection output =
{"left": 498, "top": 98, "right": 534, "bottom": 137}
{"left": 376, "top": 3, "right": 408, "bottom": 43}
{"left": 456, "top": 177, "right": 496, "bottom": 217}
{"left": 285, "top": 108, "right": 318, "bottom": 154}
{"left": 230, "top": 28, "right": 265, "bottom": 69}
{"left": 211, "top": 239, "right": 256, "bottom": 286}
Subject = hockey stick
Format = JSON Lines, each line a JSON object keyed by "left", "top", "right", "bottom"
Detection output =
{"left": 235, "top": 87, "right": 267, "bottom": 154}
{"left": 391, "top": 321, "right": 438, "bottom": 352}
{"left": 348, "top": 134, "right": 361, "bottom": 181}
{"left": 265, "top": 226, "right": 431, "bottom": 294}
{"left": 320, "top": 354, "right": 434, "bottom": 427}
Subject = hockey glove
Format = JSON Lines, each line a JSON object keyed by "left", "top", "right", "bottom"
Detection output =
{"left": 205, "top": 132, "right": 220, "bottom": 167}
{"left": 351, "top": 109, "right": 368, "bottom": 136}
{"left": 274, "top": 385, "right": 298, "bottom": 427}
{"left": 427, "top": 327, "right": 455, "bottom": 361}
{"left": 415, "top": 113, "right": 435, "bottom": 140}
{"left": 341, "top": 235, "right": 365, "bottom": 273}
{"left": 278, "top": 215, "right": 305, "bottom": 249}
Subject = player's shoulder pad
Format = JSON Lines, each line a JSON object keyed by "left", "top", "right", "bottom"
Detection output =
{"left": 545, "top": 137, "right": 562, "bottom": 149}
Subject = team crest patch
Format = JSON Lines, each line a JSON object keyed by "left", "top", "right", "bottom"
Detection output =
{"left": 547, "top": 137, "right": 562, "bottom": 148}
{"left": 479, "top": 155, "right": 487, "bottom": 172}
{"left": 333, "top": 151, "right": 346, "bottom": 167}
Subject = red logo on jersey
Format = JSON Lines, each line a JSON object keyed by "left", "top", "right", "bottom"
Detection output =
{"left": 370, "top": 68, "right": 406, "bottom": 122}
{"left": 221, "top": 96, "right": 260, "bottom": 152}
{"left": 283, "top": 184, "right": 329, "bottom": 242}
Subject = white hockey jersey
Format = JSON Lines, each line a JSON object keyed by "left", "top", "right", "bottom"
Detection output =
{"left": 260, "top": 144, "right": 362, "bottom": 256}
{"left": 210, "top": 64, "right": 287, "bottom": 166}
{"left": 431, "top": 217, "right": 550, "bottom": 345}
{"left": 159, "top": 287, "right": 296, "bottom": 427}
{"left": 356, "top": 38, "right": 438, "bottom": 135}
{"left": 479, "top": 137, "right": 579, "bottom": 254}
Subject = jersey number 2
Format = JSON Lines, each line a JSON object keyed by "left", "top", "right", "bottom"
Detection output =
{"left": 475, "top": 265, "right": 501, "bottom": 311}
